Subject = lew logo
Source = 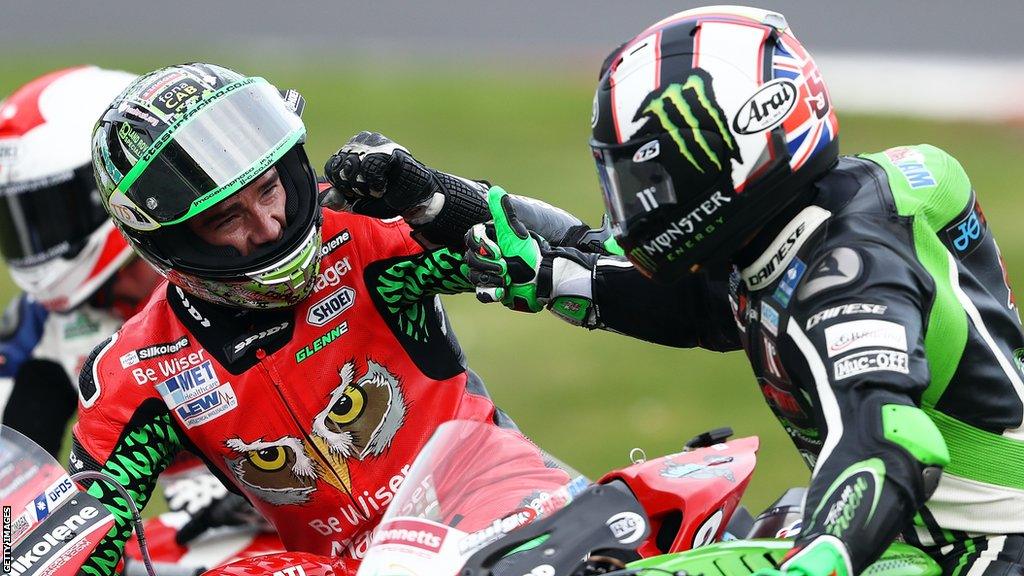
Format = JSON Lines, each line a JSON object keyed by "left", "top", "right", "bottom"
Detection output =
{"left": 175, "top": 383, "right": 237, "bottom": 429}
{"left": 307, "top": 286, "right": 356, "bottom": 327}
{"left": 733, "top": 79, "right": 798, "bottom": 135}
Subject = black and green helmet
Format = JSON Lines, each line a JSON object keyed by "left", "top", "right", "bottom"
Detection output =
{"left": 91, "top": 62, "right": 322, "bottom": 308}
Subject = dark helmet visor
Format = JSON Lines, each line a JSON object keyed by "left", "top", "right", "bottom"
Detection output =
{"left": 592, "top": 134, "right": 679, "bottom": 233}
{"left": 0, "top": 166, "right": 108, "bottom": 267}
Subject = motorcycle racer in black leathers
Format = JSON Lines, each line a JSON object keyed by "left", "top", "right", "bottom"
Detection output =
{"left": 447, "top": 7, "right": 1024, "bottom": 576}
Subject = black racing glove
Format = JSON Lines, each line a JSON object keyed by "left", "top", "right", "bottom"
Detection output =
{"left": 322, "top": 131, "right": 491, "bottom": 245}
{"left": 174, "top": 491, "right": 268, "bottom": 545}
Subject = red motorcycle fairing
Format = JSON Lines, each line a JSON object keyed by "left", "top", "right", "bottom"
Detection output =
{"left": 598, "top": 436, "right": 758, "bottom": 557}
{"left": 202, "top": 551, "right": 352, "bottom": 576}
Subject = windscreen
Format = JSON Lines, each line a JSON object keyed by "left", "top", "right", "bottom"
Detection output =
{"left": 0, "top": 426, "right": 78, "bottom": 548}
{"left": 356, "top": 420, "right": 590, "bottom": 576}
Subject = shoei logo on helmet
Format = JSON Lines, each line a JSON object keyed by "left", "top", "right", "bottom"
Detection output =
{"left": 732, "top": 79, "right": 798, "bottom": 135}
{"left": 632, "top": 140, "right": 660, "bottom": 163}
{"left": 639, "top": 71, "right": 741, "bottom": 175}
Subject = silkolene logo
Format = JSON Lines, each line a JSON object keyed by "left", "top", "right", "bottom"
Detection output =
{"left": 119, "top": 336, "right": 190, "bottom": 368}
{"left": 8, "top": 506, "right": 105, "bottom": 576}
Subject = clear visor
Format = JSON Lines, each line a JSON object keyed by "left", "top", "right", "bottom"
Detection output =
{"left": 592, "top": 137, "right": 678, "bottom": 230}
{"left": 0, "top": 166, "right": 107, "bottom": 266}
{"left": 120, "top": 79, "right": 305, "bottom": 225}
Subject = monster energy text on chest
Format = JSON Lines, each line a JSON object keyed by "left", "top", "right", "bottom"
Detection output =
{"left": 641, "top": 191, "right": 732, "bottom": 259}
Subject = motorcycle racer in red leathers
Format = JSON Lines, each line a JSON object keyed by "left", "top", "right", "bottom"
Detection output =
{"left": 73, "top": 63, "right": 610, "bottom": 576}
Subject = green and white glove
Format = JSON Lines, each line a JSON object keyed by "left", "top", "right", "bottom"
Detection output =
{"left": 465, "top": 187, "right": 547, "bottom": 312}
{"left": 465, "top": 187, "right": 600, "bottom": 326}
{"left": 754, "top": 537, "right": 852, "bottom": 576}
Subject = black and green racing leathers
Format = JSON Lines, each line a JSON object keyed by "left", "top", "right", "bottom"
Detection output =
{"left": 529, "top": 145, "right": 1024, "bottom": 575}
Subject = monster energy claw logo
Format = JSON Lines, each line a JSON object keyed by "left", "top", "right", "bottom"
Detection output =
{"left": 637, "top": 70, "right": 742, "bottom": 174}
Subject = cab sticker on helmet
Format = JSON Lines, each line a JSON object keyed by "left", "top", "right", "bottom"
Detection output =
{"left": 152, "top": 79, "right": 204, "bottom": 116}
{"left": 732, "top": 79, "right": 798, "bottom": 135}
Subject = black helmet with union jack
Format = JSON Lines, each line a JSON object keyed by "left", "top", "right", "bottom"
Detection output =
{"left": 591, "top": 6, "right": 839, "bottom": 283}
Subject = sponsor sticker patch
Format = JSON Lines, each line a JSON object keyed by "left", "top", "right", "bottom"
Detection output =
{"left": 174, "top": 383, "right": 238, "bottom": 429}
{"left": 320, "top": 229, "right": 351, "bottom": 257}
{"left": 119, "top": 336, "right": 190, "bottom": 368}
{"left": 306, "top": 287, "right": 355, "bottom": 327}
{"left": 761, "top": 301, "right": 780, "bottom": 336}
{"left": 824, "top": 319, "right": 907, "bottom": 358}
{"left": 944, "top": 202, "right": 986, "bottom": 256}
{"left": 797, "top": 247, "right": 863, "bottom": 302}
{"left": 884, "top": 147, "right": 936, "bottom": 190}
{"left": 772, "top": 258, "right": 806, "bottom": 307}
{"left": 373, "top": 518, "right": 447, "bottom": 553}
{"left": 741, "top": 206, "right": 830, "bottom": 290}
{"left": 732, "top": 78, "right": 798, "bottom": 135}
{"left": 606, "top": 511, "right": 646, "bottom": 545}
{"left": 833, "top": 349, "right": 909, "bottom": 380}
{"left": 155, "top": 360, "right": 221, "bottom": 406}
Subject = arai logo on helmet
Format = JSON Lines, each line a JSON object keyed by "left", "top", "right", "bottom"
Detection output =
{"left": 732, "top": 79, "right": 798, "bottom": 135}
{"left": 632, "top": 140, "right": 660, "bottom": 163}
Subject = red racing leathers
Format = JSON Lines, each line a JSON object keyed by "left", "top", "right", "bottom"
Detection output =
{"left": 72, "top": 209, "right": 513, "bottom": 576}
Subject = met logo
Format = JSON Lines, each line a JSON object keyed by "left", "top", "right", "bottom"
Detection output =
{"left": 156, "top": 360, "right": 219, "bottom": 406}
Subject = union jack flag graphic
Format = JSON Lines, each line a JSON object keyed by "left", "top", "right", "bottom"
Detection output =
{"left": 772, "top": 33, "right": 839, "bottom": 172}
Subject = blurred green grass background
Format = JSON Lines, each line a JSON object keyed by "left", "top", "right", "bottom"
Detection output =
{"left": 4, "top": 52, "right": 1024, "bottom": 517}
